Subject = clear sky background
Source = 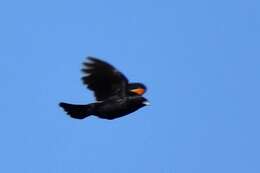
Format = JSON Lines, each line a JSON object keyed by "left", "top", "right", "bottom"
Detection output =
{"left": 0, "top": 0, "right": 259, "bottom": 172}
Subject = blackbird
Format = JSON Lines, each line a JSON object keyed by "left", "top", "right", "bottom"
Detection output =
{"left": 59, "top": 57, "right": 149, "bottom": 120}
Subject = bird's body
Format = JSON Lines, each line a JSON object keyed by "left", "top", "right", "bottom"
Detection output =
{"left": 60, "top": 95, "right": 148, "bottom": 120}
{"left": 59, "top": 57, "right": 149, "bottom": 120}
{"left": 95, "top": 96, "right": 148, "bottom": 118}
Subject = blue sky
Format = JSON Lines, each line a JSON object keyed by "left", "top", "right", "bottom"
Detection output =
{"left": 0, "top": 0, "right": 259, "bottom": 172}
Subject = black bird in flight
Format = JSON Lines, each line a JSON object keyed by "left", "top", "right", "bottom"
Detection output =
{"left": 59, "top": 57, "right": 149, "bottom": 120}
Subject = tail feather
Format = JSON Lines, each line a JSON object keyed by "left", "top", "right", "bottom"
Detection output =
{"left": 59, "top": 102, "right": 94, "bottom": 119}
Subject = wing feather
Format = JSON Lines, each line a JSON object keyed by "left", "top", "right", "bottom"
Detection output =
{"left": 81, "top": 57, "right": 128, "bottom": 101}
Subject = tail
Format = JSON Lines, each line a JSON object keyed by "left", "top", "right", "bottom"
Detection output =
{"left": 59, "top": 102, "right": 95, "bottom": 119}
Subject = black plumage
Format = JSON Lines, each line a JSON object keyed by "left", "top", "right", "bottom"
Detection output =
{"left": 59, "top": 57, "right": 149, "bottom": 120}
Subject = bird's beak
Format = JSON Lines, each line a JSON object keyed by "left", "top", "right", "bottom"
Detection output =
{"left": 143, "top": 101, "right": 151, "bottom": 106}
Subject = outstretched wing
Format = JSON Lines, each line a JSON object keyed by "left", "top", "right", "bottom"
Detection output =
{"left": 81, "top": 57, "right": 129, "bottom": 101}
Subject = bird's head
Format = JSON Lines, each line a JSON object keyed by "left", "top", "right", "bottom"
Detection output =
{"left": 141, "top": 97, "right": 150, "bottom": 106}
{"left": 130, "top": 96, "right": 150, "bottom": 107}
